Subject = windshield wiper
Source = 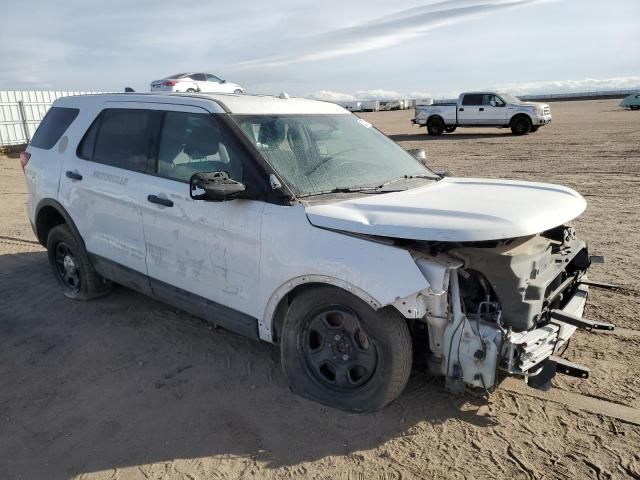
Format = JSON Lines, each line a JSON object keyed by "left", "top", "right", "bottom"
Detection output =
{"left": 380, "top": 173, "right": 439, "bottom": 187}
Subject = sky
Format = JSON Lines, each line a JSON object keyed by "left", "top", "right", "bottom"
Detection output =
{"left": 0, "top": 0, "right": 638, "bottom": 100}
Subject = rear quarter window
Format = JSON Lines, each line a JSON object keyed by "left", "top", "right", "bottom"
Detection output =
{"left": 30, "top": 107, "right": 79, "bottom": 149}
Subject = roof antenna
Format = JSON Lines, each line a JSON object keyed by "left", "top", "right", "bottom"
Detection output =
{"left": 278, "top": 92, "right": 290, "bottom": 99}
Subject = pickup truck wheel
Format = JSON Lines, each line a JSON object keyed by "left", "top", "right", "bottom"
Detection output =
{"left": 281, "top": 286, "right": 412, "bottom": 412}
{"left": 444, "top": 126, "right": 457, "bottom": 133}
{"left": 46, "top": 225, "right": 112, "bottom": 301}
{"left": 511, "top": 116, "right": 532, "bottom": 135}
{"left": 427, "top": 117, "right": 445, "bottom": 135}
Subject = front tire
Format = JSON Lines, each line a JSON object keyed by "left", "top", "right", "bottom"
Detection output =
{"left": 186, "top": 88, "right": 197, "bottom": 93}
{"left": 47, "top": 225, "right": 112, "bottom": 300}
{"left": 427, "top": 117, "right": 445, "bottom": 135}
{"left": 281, "top": 286, "right": 412, "bottom": 412}
{"left": 630, "top": 105, "right": 640, "bottom": 111}
{"left": 233, "top": 89, "right": 243, "bottom": 94}
{"left": 511, "top": 115, "right": 532, "bottom": 135}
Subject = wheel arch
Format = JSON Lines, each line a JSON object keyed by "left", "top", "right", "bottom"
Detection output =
{"left": 262, "top": 273, "right": 433, "bottom": 344}
{"left": 427, "top": 114, "right": 445, "bottom": 125}
{"left": 35, "top": 198, "right": 84, "bottom": 248}
{"left": 509, "top": 112, "right": 533, "bottom": 126}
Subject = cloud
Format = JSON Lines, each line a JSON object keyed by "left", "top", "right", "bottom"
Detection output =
{"left": 492, "top": 76, "right": 640, "bottom": 95}
{"left": 235, "top": 0, "right": 540, "bottom": 68}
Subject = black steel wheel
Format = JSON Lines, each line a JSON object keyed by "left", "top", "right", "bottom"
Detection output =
{"left": 511, "top": 115, "right": 532, "bottom": 135}
{"left": 302, "top": 305, "right": 378, "bottom": 390}
{"left": 281, "top": 286, "right": 412, "bottom": 412}
{"left": 53, "top": 241, "right": 81, "bottom": 294}
{"left": 47, "top": 224, "right": 112, "bottom": 300}
{"left": 427, "top": 117, "right": 445, "bottom": 135}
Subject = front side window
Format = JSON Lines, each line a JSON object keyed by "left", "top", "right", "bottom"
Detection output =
{"left": 231, "top": 114, "right": 436, "bottom": 196}
{"left": 482, "top": 94, "right": 505, "bottom": 107}
{"left": 206, "top": 74, "right": 222, "bottom": 83}
{"left": 156, "top": 112, "right": 245, "bottom": 182}
{"left": 30, "top": 107, "right": 79, "bottom": 149}
{"left": 78, "top": 109, "right": 160, "bottom": 172}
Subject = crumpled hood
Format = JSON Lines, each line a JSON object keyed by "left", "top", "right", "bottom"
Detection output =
{"left": 305, "top": 178, "right": 586, "bottom": 242}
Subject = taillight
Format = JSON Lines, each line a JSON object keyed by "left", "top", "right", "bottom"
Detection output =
{"left": 19, "top": 151, "right": 31, "bottom": 172}
{"left": 163, "top": 80, "right": 178, "bottom": 86}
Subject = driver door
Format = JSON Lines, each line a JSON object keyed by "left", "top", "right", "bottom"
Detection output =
{"left": 136, "top": 104, "right": 265, "bottom": 321}
{"left": 478, "top": 94, "right": 508, "bottom": 125}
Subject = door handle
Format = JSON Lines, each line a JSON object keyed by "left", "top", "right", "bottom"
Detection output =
{"left": 459, "top": 108, "right": 464, "bottom": 111}
{"left": 65, "top": 171, "right": 82, "bottom": 181}
{"left": 479, "top": 107, "right": 484, "bottom": 111}
{"left": 147, "top": 195, "right": 173, "bottom": 207}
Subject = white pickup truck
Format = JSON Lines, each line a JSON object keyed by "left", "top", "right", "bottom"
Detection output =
{"left": 412, "top": 92, "right": 552, "bottom": 136}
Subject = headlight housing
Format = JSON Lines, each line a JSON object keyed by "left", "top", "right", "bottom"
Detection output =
{"left": 534, "top": 106, "right": 545, "bottom": 115}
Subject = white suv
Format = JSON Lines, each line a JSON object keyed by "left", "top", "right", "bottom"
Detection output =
{"left": 22, "top": 93, "right": 612, "bottom": 412}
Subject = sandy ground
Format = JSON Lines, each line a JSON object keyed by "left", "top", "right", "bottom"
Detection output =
{"left": 1, "top": 99, "right": 639, "bottom": 480}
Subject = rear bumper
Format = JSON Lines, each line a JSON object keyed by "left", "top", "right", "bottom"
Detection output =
{"left": 504, "top": 284, "right": 587, "bottom": 374}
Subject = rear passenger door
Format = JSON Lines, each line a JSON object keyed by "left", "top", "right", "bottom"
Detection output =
{"left": 58, "top": 106, "right": 160, "bottom": 291}
{"left": 458, "top": 94, "right": 482, "bottom": 125}
{"left": 136, "top": 105, "right": 265, "bottom": 321}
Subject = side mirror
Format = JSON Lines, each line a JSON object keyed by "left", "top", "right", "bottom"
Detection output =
{"left": 221, "top": 79, "right": 227, "bottom": 84}
{"left": 190, "top": 171, "right": 246, "bottom": 201}
{"left": 407, "top": 148, "right": 428, "bottom": 166}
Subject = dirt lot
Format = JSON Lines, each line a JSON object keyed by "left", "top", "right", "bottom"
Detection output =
{"left": 1, "top": 99, "right": 639, "bottom": 480}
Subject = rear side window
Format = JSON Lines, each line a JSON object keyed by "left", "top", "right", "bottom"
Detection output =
{"left": 30, "top": 107, "right": 79, "bottom": 149}
{"left": 462, "top": 94, "right": 483, "bottom": 106}
{"left": 78, "top": 109, "right": 161, "bottom": 172}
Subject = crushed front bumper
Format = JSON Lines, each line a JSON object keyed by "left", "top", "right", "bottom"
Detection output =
{"left": 504, "top": 284, "right": 588, "bottom": 375}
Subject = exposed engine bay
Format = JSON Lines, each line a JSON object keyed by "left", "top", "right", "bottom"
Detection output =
{"left": 406, "top": 225, "right": 613, "bottom": 393}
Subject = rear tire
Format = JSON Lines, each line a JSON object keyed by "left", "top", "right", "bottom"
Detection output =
{"left": 427, "top": 117, "right": 445, "bottom": 136}
{"left": 47, "top": 225, "right": 112, "bottom": 301}
{"left": 631, "top": 105, "right": 640, "bottom": 111}
{"left": 511, "top": 115, "right": 532, "bottom": 135}
{"left": 281, "top": 286, "right": 412, "bottom": 412}
{"left": 444, "top": 126, "right": 457, "bottom": 133}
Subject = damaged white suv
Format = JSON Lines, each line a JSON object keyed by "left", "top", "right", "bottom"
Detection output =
{"left": 23, "top": 93, "right": 613, "bottom": 412}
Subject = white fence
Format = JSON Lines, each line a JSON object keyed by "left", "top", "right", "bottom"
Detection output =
{"left": 0, "top": 91, "right": 104, "bottom": 147}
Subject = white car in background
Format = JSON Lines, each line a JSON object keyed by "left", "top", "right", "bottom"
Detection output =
{"left": 150, "top": 73, "right": 244, "bottom": 94}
